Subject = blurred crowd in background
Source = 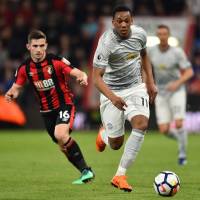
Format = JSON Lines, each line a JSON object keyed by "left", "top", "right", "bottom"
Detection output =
{"left": 0, "top": 0, "right": 200, "bottom": 129}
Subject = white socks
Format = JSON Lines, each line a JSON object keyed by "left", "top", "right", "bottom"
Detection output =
{"left": 176, "top": 127, "right": 187, "bottom": 159}
{"left": 168, "top": 128, "right": 187, "bottom": 159}
{"left": 115, "top": 129, "right": 145, "bottom": 176}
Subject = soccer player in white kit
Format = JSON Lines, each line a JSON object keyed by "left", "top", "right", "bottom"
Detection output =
{"left": 93, "top": 5, "right": 157, "bottom": 191}
{"left": 148, "top": 25, "right": 193, "bottom": 165}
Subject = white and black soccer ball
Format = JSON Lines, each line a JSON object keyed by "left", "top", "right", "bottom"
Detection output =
{"left": 153, "top": 171, "right": 180, "bottom": 197}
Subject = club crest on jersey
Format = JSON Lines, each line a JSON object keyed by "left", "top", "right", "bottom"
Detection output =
{"left": 28, "top": 72, "right": 34, "bottom": 76}
{"left": 46, "top": 65, "right": 53, "bottom": 74}
{"left": 34, "top": 78, "right": 55, "bottom": 91}
{"left": 97, "top": 54, "right": 103, "bottom": 61}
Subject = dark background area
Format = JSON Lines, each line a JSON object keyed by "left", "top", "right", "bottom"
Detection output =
{"left": 0, "top": 0, "right": 200, "bottom": 130}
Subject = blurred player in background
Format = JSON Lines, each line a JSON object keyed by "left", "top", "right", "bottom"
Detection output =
{"left": 5, "top": 30, "right": 94, "bottom": 184}
{"left": 148, "top": 25, "right": 193, "bottom": 165}
{"left": 93, "top": 5, "right": 157, "bottom": 191}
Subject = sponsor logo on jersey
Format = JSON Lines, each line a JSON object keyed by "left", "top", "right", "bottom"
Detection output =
{"left": 126, "top": 52, "right": 138, "bottom": 60}
{"left": 158, "top": 64, "right": 166, "bottom": 70}
{"left": 34, "top": 78, "right": 55, "bottom": 91}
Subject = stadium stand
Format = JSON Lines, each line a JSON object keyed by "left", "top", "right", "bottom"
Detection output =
{"left": 0, "top": 0, "right": 199, "bottom": 130}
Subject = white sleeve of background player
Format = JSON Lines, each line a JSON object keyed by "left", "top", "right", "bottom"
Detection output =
{"left": 93, "top": 34, "right": 111, "bottom": 68}
{"left": 176, "top": 47, "right": 191, "bottom": 69}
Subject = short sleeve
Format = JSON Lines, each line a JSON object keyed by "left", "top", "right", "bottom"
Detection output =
{"left": 60, "top": 59, "right": 73, "bottom": 75}
{"left": 15, "top": 65, "right": 27, "bottom": 85}
{"left": 176, "top": 48, "right": 191, "bottom": 69}
{"left": 139, "top": 27, "right": 147, "bottom": 49}
{"left": 93, "top": 33, "right": 111, "bottom": 68}
{"left": 133, "top": 25, "right": 147, "bottom": 50}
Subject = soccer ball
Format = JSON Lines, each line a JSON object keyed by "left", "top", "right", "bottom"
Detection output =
{"left": 153, "top": 171, "right": 180, "bottom": 197}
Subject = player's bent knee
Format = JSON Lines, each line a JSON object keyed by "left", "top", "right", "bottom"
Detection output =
{"left": 131, "top": 116, "right": 149, "bottom": 131}
{"left": 134, "top": 122, "right": 148, "bottom": 132}
{"left": 109, "top": 138, "right": 124, "bottom": 150}
{"left": 158, "top": 124, "right": 170, "bottom": 134}
{"left": 111, "top": 143, "right": 122, "bottom": 150}
{"left": 54, "top": 132, "right": 70, "bottom": 144}
{"left": 109, "top": 140, "right": 122, "bottom": 150}
{"left": 175, "top": 121, "right": 183, "bottom": 129}
{"left": 159, "top": 128, "right": 168, "bottom": 134}
{"left": 110, "top": 143, "right": 122, "bottom": 150}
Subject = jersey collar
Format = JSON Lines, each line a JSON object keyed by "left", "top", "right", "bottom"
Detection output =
{"left": 113, "top": 28, "right": 132, "bottom": 41}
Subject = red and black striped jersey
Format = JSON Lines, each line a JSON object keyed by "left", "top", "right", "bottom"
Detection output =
{"left": 15, "top": 54, "right": 74, "bottom": 112}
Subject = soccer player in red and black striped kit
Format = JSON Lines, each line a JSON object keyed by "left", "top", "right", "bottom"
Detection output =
{"left": 5, "top": 30, "right": 94, "bottom": 184}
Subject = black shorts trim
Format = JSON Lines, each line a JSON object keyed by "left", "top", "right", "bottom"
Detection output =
{"left": 41, "top": 104, "right": 75, "bottom": 143}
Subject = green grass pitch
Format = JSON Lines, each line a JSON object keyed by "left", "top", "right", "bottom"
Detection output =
{"left": 0, "top": 130, "right": 200, "bottom": 200}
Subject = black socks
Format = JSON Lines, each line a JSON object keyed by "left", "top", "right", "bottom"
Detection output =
{"left": 63, "top": 137, "right": 88, "bottom": 172}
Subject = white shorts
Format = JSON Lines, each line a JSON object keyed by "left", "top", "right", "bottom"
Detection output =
{"left": 155, "top": 88, "right": 186, "bottom": 124}
{"left": 100, "top": 83, "right": 149, "bottom": 138}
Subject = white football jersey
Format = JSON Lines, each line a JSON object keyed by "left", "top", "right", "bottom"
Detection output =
{"left": 148, "top": 45, "right": 191, "bottom": 94}
{"left": 93, "top": 25, "right": 147, "bottom": 90}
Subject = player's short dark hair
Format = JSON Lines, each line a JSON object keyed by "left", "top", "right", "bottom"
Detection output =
{"left": 157, "top": 24, "right": 170, "bottom": 33}
{"left": 28, "top": 30, "right": 46, "bottom": 43}
{"left": 112, "top": 5, "right": 133, "bottom": 19}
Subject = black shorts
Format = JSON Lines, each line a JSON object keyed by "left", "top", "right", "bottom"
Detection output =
{"left": 41, "top": 104, "right": 76, "bottom": 143}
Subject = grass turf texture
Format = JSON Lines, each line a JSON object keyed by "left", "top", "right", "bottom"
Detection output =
{"left": 0, "top": 130, "right": 199, "bottom": 200}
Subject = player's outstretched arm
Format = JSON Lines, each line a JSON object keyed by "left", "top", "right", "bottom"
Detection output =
{"left": 5, "top": 83, "right": 23, "bottom": 102}
{"left": 70, "top": 68, "right": 88, "bottom": 86}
